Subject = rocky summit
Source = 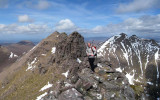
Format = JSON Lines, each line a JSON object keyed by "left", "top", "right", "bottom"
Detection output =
{"left": 0, "top": 31, "right": 135, "bottom": 100}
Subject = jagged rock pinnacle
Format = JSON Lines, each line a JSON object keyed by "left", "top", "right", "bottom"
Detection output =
{"left": 55, "top": 31, "right": 86, "bottom": 62}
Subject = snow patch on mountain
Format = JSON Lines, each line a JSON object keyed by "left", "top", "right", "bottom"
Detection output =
{"left": 51, "top": 47, "right": 56, "bottom": 54}
{"left": 97, "top": 35, "right": 121, "bottom": 57}
{"left": 147, "top": 82, "right": 154, "bottom": 85}
{"left": 30, "top": 45, "right": 37, "bottom": 51}
{"left": 41, "top": 54, "right": 46, "bottom": 56}
{"left": 9, "top": 52, "right": 18, "bottom": 58}
{"left": 26, "top": 57, "right": 38, "bottom": 71}
{"left": 97, "top": 93, "right": 102, "bottom": 99}
{"left": 77, "top": 58, "right": 82, "bottom": 63}
{"left": 116, "top": 67, "right": 123, "bottom": 72}
{"left": 155, "top": 49, "right": 160, "bottom": 81}
{"left": 97, "top": 63, "right": 103, "bottom": 68}
{"left": 62, "top": 70, "right": 69, "bottom": 78}
{"left": 64, "top": 82, "right": 72, "bottom": 87}
{"left": 131, "top": 41, "right": 143, "bottom": 75}
{"left": 111, "top": 93, "right": 116, "bottom": 98}
{"left": 145, "top": 55, "right": 149, "bottom": 69}
{"left": 36, "top": 92, "right": 47, "bottom": 100}
{"left": 125, "top": 71, "right": 135, "bottom": 85}
{"left": 134, "top": 78, "right": 140, "bottom": 82}
{"left": 120, "top": 42, "right": 130, "bottom": 66}
{"left": 39, "top": 82, "right": 53, "bottom": 92}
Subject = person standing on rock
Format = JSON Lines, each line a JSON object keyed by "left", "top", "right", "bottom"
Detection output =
{"left": 86, "top": 42, "right": 97, "bottom": 72}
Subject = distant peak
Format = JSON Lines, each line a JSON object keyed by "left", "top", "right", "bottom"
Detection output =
{"left": 60, "top": 32, "right": 67, "bottom": 34}
{"left": 46, "top": 31, "right": 60, "bottom": 40}
{"left": 120, "top": 33, "right": 127, "bottom": 36}
{"left": 53, "top": 31, "right": 60, "bottom": 34}
{"left": 70, "top": 31, "right": 80, "bottom": 35}
{"left": 72, "top": 31, "right": 79, "bottom": 34}
{"left": 17, "top": 40, "right": 34, "bottom": 46}
{"left": 58, "top": 32, "right": 68, "bottom": 40}
{"left": 49, "top": 31, "right": 60, "bottom": 36}
{"left": 18, "top": 40, "right": 31, "bottom": 43}
{"left": 69, "top": 31, "right": 82, "bottom": 37}
{"left": 60, "top": 32, "right": 67, "bottom": 36}
{"left": 132, "top": 35, "right": 137, "bottom": 37}
{"left": 119, "top": 33, "right": 128, "bottom": 39}
{"left": 130, "top": 35, "right": 138, "bottom": 38}
{"left": 150, "top": 39, "right": 159, "bottom": 46}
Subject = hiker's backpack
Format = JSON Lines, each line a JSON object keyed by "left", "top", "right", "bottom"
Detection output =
{"left": 91, "top": 46, "right": 97, "bottom": 56}
{"left": 92, "top": 46, "right": 96, "bottom": 50}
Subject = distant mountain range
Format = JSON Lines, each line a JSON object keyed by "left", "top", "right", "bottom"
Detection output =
{"left": 0, "top": 40, "right": 35, "bottom": 72}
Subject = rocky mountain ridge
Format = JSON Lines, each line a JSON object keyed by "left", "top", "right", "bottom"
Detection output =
{"left": 0, "top": 32, "right": 135, "bottom": 100}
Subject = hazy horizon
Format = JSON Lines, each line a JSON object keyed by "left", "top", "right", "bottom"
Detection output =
{"left": 0, "top": 32, "right": 160, "bottom": 44}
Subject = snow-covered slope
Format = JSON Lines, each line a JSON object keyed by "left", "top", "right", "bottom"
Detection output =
{"left": 98, "top": 33, "right": 160, "bottom": 98}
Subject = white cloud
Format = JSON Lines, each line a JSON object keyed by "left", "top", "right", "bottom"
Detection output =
{"left": 90, "top": 14, "right": 160, "bottom": 36}
{"left": 55, "top": 19, "right": 78, "bottom": 32}
{"left": 0, "top": 0, "right": 8, "bottom": 8}
{"left": 52, "top": 16, "right": 160, "bottom": 37}
{"left": 0, "top": 19, "right": 78, "bottom": 35}
{"left": 51, "top": 16, "right": 160, "bottom": 36}
{"left": 116, "top": 0, "right": 160, "bottom": 13}
{"left": 21, "top": 0, "right": 50, "bottom": 10}
{"left": 35, "top": 0, "right": 50, "bottom": 10}
{"left": 0, "top": 24, "right": 52, "bottom": 34}
{"left": 18, "top": 15, "right": 33, "bottom": 23}
{"left": 1, "top": 14, "right": 160, "bottom": 37}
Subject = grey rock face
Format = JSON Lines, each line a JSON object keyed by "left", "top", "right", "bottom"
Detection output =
{"left": 58, "top": 88, "right": 83, "bottom": 100}
{"left": 55, "top": 31, "right": 86, "bottom": 62}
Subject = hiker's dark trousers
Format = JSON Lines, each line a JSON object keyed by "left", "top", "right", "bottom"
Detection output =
{"left": 88, "top": 58, "right": 95, "bottom": 72}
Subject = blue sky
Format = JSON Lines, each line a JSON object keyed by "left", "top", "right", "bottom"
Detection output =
{"left": 0, "top": 0, "right": 160, "bottom": 42}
